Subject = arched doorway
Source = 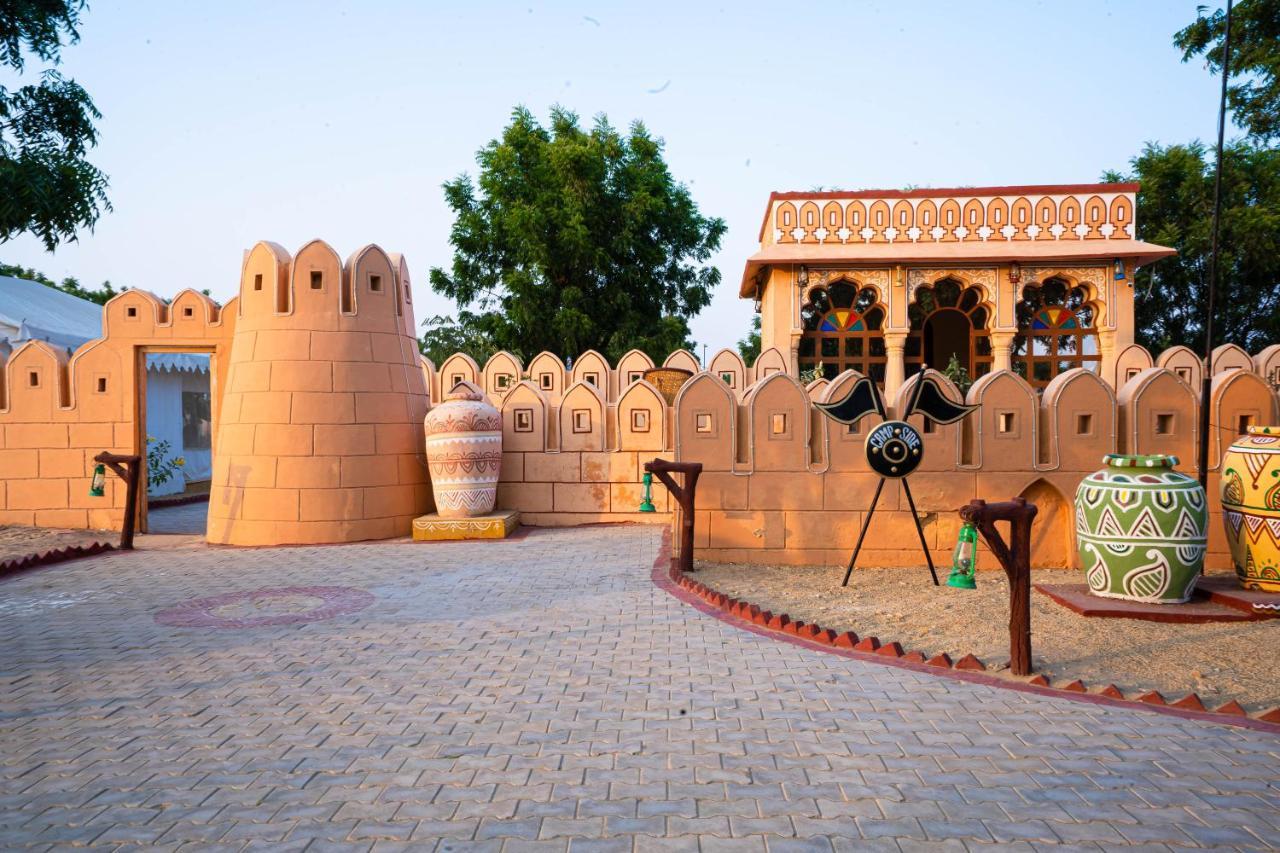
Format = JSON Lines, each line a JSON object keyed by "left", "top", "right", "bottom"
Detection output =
{"left": 923, "top": 309, "right": 971, "bottom": 372}
{"left": 906, "top": 278, "right": 992, "bottom": 381}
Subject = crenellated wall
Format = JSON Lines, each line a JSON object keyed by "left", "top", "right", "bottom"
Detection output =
{"left": 425, "top": 345, "right": 1279, "bottom": 570}
{"left": 0, "top": 240, "right": 431, "bottom": 545}
{"left": 0, "top": 289, "right": 234, "bottom": 530}
{"left": 207, "top": 240, "right": 431, "bottom": 545}
{"left": 3, "top": 251, "right": 1276, "bottom": 569}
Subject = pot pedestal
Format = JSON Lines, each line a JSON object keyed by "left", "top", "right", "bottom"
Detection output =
{"left": 412, "top": 509, "right": 520, "bottom": 541}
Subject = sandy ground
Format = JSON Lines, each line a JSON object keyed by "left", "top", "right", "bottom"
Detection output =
{"left": 695, "top": 560, "right": 1280, "bottom": 712}
{"left": 0, "top": 524, "right": 114, "bottom": 564}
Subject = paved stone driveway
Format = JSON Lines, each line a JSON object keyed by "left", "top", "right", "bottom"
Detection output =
{"left": 146, "top": 502, "right": 210, "bottom": 536}
{"left": 1, "top": 525, "right": 1277, "bottom": 851}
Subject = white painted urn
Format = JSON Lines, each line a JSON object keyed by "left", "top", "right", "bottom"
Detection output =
{"left": 424, "top": 380, "right": 502, "bottom": 518}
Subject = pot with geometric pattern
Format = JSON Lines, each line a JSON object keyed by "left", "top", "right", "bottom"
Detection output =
{"left": 424, "top": 380, "right": 502, "bottom": 518}
{"left": 1074, "top": 453, "right": 1207, "bottom": 603}
{"left": 1220, "top": 425, "right": 1280, "bottom": 592}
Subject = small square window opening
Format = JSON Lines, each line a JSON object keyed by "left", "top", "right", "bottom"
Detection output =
{"left": 310, "top": 271, "right": 323, "bottom": 290}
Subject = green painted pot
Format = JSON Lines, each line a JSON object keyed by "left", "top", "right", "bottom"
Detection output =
{"left": 1074, "top": 454, "right": 1207, "bottom": 603}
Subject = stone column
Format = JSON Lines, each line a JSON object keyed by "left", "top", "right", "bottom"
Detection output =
{"left": 884, "top": 331, "right": 908, "bottom": 405}
{"left": 1098, "top": 328, "right": 1118, "bottom": 387}
{"left": 990, "top": 331, "right": 1016, "bottom": 373}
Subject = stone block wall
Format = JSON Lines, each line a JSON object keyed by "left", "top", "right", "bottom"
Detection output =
{"left": 0, "top": 289, "right": 233, "bottom": 531}
{"left": 428, "top": 345, "right": 1279, "bottom": 570}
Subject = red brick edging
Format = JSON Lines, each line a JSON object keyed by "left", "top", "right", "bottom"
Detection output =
{"left": 0, "top": 542, "right": 117, "bottom": 580}
{"left": 649, "top": 531, "right": 1280, "bottom": 734}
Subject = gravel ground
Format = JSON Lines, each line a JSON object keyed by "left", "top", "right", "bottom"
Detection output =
{"left": 694, "top": 560, "right": 1280, "bottom": 712}
{"left": 0, "top": 524, "right": 115, "bottom": 565}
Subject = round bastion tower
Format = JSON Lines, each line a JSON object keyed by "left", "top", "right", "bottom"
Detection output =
{"left": 206, "top": 240, "right": 432, "bottom": 545}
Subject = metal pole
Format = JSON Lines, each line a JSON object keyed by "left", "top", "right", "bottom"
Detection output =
{"left": 842, "top": 477, "right": 885, "bottom": 586}
{"left": 1198, "top": 0, "right": 1233, "bottom": 491}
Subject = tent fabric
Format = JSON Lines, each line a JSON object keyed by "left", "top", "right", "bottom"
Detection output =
{"left": 147, "top": 353, "right": 210, "bottom": 374}
{"left": 0, "top": 275, "right": 103, "bottom": 351}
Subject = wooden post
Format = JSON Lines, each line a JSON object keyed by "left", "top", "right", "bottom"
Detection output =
{"left": 958, "top": 497, "right": 1038, "bottom": 676}
{"left": 94, "top": 452, "right": 142, "bottom": 550}
{"left": 644, "top": 459, "right": 703, "bottom": 576}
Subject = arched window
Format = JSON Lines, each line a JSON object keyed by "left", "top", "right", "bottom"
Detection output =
{"left": 905, "top": 278, "right": 991, "bottom": 380}
{"left": 1013, "top": 278, "right": 1100, "bottom": 389}
{"left": 799, "top": 280, "right": 885, "bottom": 380}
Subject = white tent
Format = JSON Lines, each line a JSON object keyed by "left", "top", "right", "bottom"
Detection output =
{"left": 0, "top": 274, "right": 103, "bottom": 351}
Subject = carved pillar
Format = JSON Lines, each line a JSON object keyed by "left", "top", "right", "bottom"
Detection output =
{"left": 884, "top": 331, "right": 908, "bottom": 404}
{"left": 990, "top": 331, "right": 1016, "bottom": 373}
{"left": 1098, "top": 328, "right": 1118, "bottom": 388}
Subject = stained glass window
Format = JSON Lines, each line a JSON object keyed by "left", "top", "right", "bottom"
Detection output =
{"left": 1013, "top": 278, "right": 1099, "bottom": 389}
{"left": 799, "top": 281, "right": 885, "bottom": 381}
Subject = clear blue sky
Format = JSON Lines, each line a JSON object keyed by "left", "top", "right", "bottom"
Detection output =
{"left": 1, "top": 1, "right": 1225, "bottom": 358}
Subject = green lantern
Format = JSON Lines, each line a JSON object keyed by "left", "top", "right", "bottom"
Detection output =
{"left": 638, "top": 472, "right": 656, "bottom": 513}
{"left": 89, "top": 463, "right": 106, "bottom": 497}
{"left": 947, "top": 520, "right": 978, "bottom": 589}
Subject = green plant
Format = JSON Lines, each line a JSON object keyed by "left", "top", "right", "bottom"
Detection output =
{"left": 146, "top": 435, "right": 185, "bottom": 489}
{"left": 798, "top": 362, "right": 824, "bottom": 385}
{"left": 941, "top": 353, "right": 972, "bottom": 394}
{"left": 429, "top": 106, "right": 725, "bottom": 363}
{"left": 1, "top": 0, "right": 111, "bottom": 250}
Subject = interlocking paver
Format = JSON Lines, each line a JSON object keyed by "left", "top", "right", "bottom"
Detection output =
{"left": 0, "top": 525, "right": 1276, "bottom": 850}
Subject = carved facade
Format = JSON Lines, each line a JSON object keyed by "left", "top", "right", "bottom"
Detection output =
{"left": 742, "top": 184, "right": 1175, "bottom": 401}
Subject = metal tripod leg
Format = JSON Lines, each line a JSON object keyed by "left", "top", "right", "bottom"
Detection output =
{"left": 901, "top": 477, "right": 939, "bottom": 586}
{"left": 841, "top": 477, "right": 885, "bottom": 587}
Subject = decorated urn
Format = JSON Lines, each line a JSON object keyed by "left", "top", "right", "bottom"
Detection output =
{"left": 1074, "top": 454, "right": 1207, "bottom": 603}
{"left": 424, "top": 381, "right": 502, "bottom": 518}
{"left": 1220, "top": 425, "right": 1280, "bottom": 592}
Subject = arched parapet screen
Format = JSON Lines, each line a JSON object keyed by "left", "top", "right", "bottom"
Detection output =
{"left": 1012, "top": 277, "right": 1100, "bottom": 390}
{"left": 905, "top": 277, "right": 992, "bottom": 382}
{"left": 798, "top": 278, "right": 886, "bottom": 382}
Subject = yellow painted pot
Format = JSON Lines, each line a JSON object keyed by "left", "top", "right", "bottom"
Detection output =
{"left": 1220, "top": 425, "right": 1280, "bottom": 592}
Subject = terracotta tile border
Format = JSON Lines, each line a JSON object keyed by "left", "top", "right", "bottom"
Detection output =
{"left": 648, "top": 532, "right": 1280, "bottom": 734}
{"left": 0, "top": 542, "right": 117, "bottom": 581}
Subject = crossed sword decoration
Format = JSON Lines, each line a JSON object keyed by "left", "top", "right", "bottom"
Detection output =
{"left": 815, "top": 367, "right": 978, "bottom": 587}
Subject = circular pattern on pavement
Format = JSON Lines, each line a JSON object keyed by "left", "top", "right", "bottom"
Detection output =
{"left": 155, "top": 585, "right": 374, "bottom": 628}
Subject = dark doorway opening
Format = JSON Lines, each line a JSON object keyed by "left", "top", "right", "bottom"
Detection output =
{"left": 924, "top": 308, "right": 970, "bottom": 373}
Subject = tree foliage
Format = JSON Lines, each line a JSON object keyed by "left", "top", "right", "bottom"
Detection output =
{"left": 418, "top": 313, "right": 497, "bottom": 368}
{"left": 0, "top": 260, "right": 118, "bottom": 304}
{"left": 0, "top": 0, "right": 110, "bottom": 251}
{"left": 429, "top": 106, "right": 725, "bottom": 363}
{"left": 737, "top": 314, "right": 761, "bottom": 363}
{"left": 1176, "top": 0, "right": 1280, "bottom": 143}
{"left": 1103, "top": 141, "right": 1280, "bottom": 352}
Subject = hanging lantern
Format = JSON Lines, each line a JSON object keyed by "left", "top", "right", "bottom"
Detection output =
{"left": 1113, "top": 257, "right": 1126, "bottom": 281}
{"left": 946, "top": 520, "right": 978, "bottom": 589}
{"left": 1008, "top": 261, "right": 1021, "bottom": 285}
{"left": 89, "top": 463, "right": 106, "bottom": 497}
{"left": 638, "top": 472, "right": 656, "bottom": 513}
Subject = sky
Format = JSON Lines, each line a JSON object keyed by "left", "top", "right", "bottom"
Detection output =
{"left": 1, "top": 1, "right": 1228, "bottom": 359}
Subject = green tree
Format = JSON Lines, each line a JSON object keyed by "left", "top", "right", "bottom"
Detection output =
{"left": 418, "top": 313, "right": 497, "bottom": 368}
{"left": 1103, "top": 141, "right": 1280, "bottom": 352}
{"left": 737, "top": 314, "right": 761, "bottom": 363}
{"left": 0, "top": 261, "right": 118, "bottom": 304}
{"left": 1176, "top": 0, "right": 1280, "bottom": 143}
{"left": 429, "top": 106, "right": 725, "bottom": 363}
{"left": 1, "top": 1, "right": 110, "bottom": 250}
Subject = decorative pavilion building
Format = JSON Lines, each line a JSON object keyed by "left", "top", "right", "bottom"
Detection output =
{"left": 738, "top": 183, "right": 1175, "bottom": 401}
